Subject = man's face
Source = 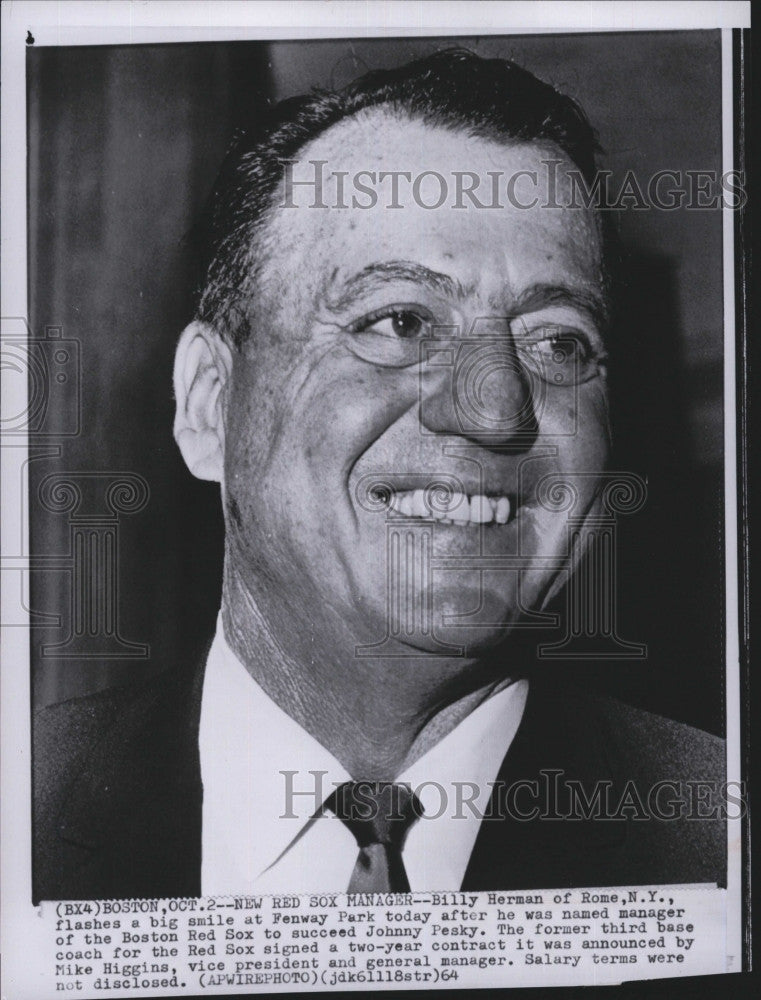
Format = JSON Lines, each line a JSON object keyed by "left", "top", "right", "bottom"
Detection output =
{"left": 221, "top": 111, "right": 610, "bottom": 656}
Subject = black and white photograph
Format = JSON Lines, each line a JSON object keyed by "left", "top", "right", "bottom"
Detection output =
{"left": 1, "top": 2, "right": 750, "bottom": 996}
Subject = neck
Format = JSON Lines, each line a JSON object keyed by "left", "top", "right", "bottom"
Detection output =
{"left": 221, "top": 560, "right": 524, "bottom": 780}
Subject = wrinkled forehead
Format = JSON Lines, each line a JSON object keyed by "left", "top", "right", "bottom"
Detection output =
{"left": 260, "top": 109, "right": 604, "bottom": 316}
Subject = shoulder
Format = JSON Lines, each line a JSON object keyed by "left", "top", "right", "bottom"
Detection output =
{"left": 582, "top": 690, "right": 727, "bottom": 885}
{"left": 467, "top": 681, "right": 728, "bottom": 890}
{"left": 33, "top": 663, "right": 206, "bottom": 902}
{"left": 524, "top": 676, "right": 725, "bottom": 783}
{"left": 35, "top": 673, "right": 158, "bottom": 742}
{"left": 588, "top": 690, "right": 725, "bottom": 783}
{"left": 33, "top": 664, "right": 202, "bottom": 817}
{"left": 35, "top": 670, "right": 177, "bottom": 764}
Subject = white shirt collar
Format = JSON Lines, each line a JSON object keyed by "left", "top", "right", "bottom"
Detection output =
{"left": 200, "top": 617, "right": 528, "bottom": 894}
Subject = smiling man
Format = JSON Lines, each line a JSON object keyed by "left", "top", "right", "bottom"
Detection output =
{"left": 33, "top": 50, "right": 726, "bottom": 902}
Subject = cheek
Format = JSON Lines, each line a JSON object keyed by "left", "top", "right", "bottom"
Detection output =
{"left": 224, "top": 358, "right": 419, "bottom": 535}
{"left": 582, "top": 378, "right": 612, "bottom": 457}
{"left": 537, "top": 381, "right": 610, "bottom": 469}
{"left": 286, "top": 362, "right": 418, "bottom": 473}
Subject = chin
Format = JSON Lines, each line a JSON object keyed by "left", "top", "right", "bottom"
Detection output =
{"left": 430, "top": 579, "right": 523, "bottom": 652}
{"left": 353, "top": 578, "right": 525, "bottom": 657}
{"left": 351, "top": 561, "right": 560, "bottom": 659}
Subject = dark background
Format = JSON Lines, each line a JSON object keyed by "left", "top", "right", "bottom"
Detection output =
{"left": 28, "top": 31, "right": 726, "bottom": 736}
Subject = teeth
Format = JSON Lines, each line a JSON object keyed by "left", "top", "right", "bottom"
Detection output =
{"left": 383, "top": 489, "right": 514, "bottom": 525}
{"left": 495, "top": 496, "right": 511, "bottom": 524}
{"left": 471, "top": 495, "right": 493, "bottom": 523}
{"left": 411, "top": 489, "right": 428, "bottom": 517}
{"left": 448, "top": 492, "right": 469, "bottom": 521}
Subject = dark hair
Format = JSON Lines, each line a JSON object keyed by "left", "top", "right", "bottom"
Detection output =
{"left": 193, "top": 48, "right": 604, "bottom": 347}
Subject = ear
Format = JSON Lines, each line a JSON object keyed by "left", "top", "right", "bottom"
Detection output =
{"left": 173, "top": 321, "right": 233, "bottom": 483}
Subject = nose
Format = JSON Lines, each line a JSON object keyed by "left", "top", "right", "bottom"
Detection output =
{"left": 419, "top": 325, "right": 539, "bottom": 450}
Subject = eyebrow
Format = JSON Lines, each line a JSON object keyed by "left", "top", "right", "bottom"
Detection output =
{"left": 323, "top": 260, "right": 471, "bottom": 313}
{"left": 507, "top": 283, "right": 609, "bottom": 331}
{"left": 324, "top": 261, "right": 608, "bottom": 330}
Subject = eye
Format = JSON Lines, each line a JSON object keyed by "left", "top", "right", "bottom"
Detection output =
{"left": 344, "top": 305, "right": 437, "bottom": 367}
{"left": 518, "top": 326, "right": 608, "bottom": 385}
{"left": 539, "top": 331, "right": 592, "bottom": 363}
{"left": 354, "top": 307, "right": 432, "bottom": 340}
{"left": 354, "top": 309, "right": 430, "bottom": 340}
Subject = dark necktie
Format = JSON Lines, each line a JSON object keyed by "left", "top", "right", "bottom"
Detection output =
{"left": 326, "top": 781, "right": 423, "bottom": 893}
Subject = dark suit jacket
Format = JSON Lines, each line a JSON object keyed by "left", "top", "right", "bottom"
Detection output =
{"left": 33, "top": 660, "right": 726, "bottom": 903}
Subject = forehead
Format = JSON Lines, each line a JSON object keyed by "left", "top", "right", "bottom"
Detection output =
{"left": 262, "top": 110, "right": 603, "bottom": 312}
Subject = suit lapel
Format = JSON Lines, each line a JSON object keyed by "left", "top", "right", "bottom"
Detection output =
{"left": 463, "top": 675, "right": 628, "bottom": 891}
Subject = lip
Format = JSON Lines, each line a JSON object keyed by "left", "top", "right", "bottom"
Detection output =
{"left": 371, "top": 480, "right": 516, "bottom": 497}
